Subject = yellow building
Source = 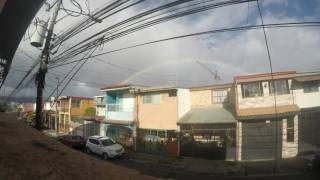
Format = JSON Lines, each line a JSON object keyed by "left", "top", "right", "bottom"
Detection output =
{"left": 57, "top": 96, "right": 94, "bottom": 133}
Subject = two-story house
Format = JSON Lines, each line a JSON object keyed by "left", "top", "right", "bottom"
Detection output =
{"left": 57, "top": 96, "right": 94, "bottom": 134}
{"left": 101, "top": 84, "right": 141, "bottom": 147}
{"left": 178, "top": 84, "right": 237, "bottom": 160}
{"left": 234, "top": 71, "right": 300, "bottom": 161}
{"left": 133, "top": 86, "right": 190, "bottom": 156}
{"left": 291, "top": 72, "right": 320, "bottom": 151}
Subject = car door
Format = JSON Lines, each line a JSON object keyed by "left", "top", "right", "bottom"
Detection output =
{"left": 89, "top": 139, "right": 99, "bottom": 153}
{"left": 95, "top": 140, "right": 103, "bottom": 155}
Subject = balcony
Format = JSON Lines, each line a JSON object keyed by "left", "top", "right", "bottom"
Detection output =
{"left": 106, "top": 104, "right": 134, "bottom": 121}
{"left": 95, "top": 98, "right": 106, "bottom": 106}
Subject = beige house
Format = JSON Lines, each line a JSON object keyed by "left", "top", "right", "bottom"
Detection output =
{"left": 133, "top": 86, "right": 190, "bottom": 156}
{"left": 178, "top": 84, "right": 237, "bottom": 160}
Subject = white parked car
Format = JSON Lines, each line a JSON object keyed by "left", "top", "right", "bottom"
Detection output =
{"left": 86, "top": 136, "right": 125, "bottom": 160}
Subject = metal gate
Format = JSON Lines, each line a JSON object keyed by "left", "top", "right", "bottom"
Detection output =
{"left": 242, "top": 119, "right": 282, "bottom": 160}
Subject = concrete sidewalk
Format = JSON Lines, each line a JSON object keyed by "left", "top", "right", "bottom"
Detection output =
{"left": 126, "top": 150, "right": 307, "bottom": 176}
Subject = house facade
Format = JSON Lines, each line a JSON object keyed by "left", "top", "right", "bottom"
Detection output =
{"left": 179, "top": 84, "right": 237, "bottom": 160}
{"left": 101, "top": 84, "right": 140, "bottom": 148}
{"left": 291, "top": 72, "right": 320, "bottom": 151}
{"left": 133, "top": 86, "right": 190, "bottom": 156}
{"left": 57, "top": 96, "right": 94, "bottom": 134}
{"left": 234, "top": 71, "right": 300, "bottom": 161}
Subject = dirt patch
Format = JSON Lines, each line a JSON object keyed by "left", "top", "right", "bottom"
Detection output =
{"left": 0, "top": 113, "right": 160, "bottom": 180}
{"left": 31, "top": 140, "right": 59, "bottom": 152}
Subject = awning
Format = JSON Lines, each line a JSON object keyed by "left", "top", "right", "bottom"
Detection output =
{"left": 105, "top": 119, "right": 134, "bottom": 125}
{"left": 294, "top": 75, "right": 320, "bottom": 82}
{"left": 237, "top": 105, "right": 300, "bottom": 120}
{"left": 178, "top": 106, "right": 236, "bottom": 125}
{"left": 82, "top": 116, "right": 105, "bottom": 123}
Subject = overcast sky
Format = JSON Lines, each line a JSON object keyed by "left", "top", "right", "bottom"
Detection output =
{"left": 2, "top": 0, "right": 320, "bottom": 101}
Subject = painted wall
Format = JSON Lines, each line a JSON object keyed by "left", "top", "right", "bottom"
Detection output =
{"left": 282, "top": 115, "right": 299, "bottom": 158}
{"left": 96, "top": 106, "right": 105, "bottom": 116}
{"left": 190, "top": 90, "right": 212, "bottom": 108}
{"left": 293, "top": 82, "right": 320, "bottom": 108}
{"left": 177, "top": 89, "right": 191, "bottom": 119}
{"left": 70, "top": 98, "right": 94, "bottom": 116}
{"left": 106, "top": 92, "right": 135, "bottom": 121}
{"left": 237, "top": 80, "right": 295, "bottom": 109}
{"left": 137, "top": 91, "right": 179, "bottom": 130}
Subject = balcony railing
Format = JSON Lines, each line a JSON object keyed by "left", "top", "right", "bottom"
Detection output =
{"left": 106, "top": 104, "right": 134, "bottom": 121}
{"left": 95, "top": 99, "right": 106, "bottom": 106}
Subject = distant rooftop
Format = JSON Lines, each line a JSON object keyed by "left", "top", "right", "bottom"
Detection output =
{"left": 189, "top": 83, "right": 232, "bottom": 91}
{"left": 58, "top": 96, "right": 93, "bottom": 100}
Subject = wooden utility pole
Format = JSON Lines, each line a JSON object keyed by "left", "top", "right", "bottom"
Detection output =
{"left": 35, "top": 0, "right": 62, "bottom": 130}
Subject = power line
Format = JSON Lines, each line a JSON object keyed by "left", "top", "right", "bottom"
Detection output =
{"left": 52, "top": 0, "right": 256, "bottom": 63}
{"left": 48, "top": 21, "right": 320, "bottom": 69}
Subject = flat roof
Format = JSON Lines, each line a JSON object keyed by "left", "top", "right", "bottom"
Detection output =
{"left": 234, "top": 71, "right": 296, "bottom": 83}
{"left": 293, "top": 72, "right": 320, "bottom": 82}
{"left": 189, "top": 83, "right": 232, "bottom": 91}
{"left": 58, "top": 96, "right": 93, "bottom": 100}
{"left": 134, "top": 85, "right": 182, "bottom": 93}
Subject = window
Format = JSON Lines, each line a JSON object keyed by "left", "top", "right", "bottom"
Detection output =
{"left": 71, "top": 99, "right": 81, "bottom": 108}
{"left": 241, "top": 82, "right": 263, "bottom": 98}
{"left": 89, "top": 139, "right": 100, "bottom": 145}
{"left": 168, "top": 90, "right": 177, "bottom": 97}
{"left": 269, "top": 79, "right": 289, "bottom": 95}
{"left": 212, "top": 90, "right": 228, "bottom": 103}
{"left": 101, "top": 139, "right": 116, "bottom": 146}
{"left": 96, "top": 97, "right": 105, "bottom": 104}
{"left": 143, "top": 93, "right": 161, "bottom": 104}
{"left": 287, "top": 118, "right": 294, "bottom": 142}
{"left": 303, "top": 81, "right": 319, "bottom": 93}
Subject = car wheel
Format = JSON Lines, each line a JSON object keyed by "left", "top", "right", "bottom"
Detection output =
{"left": 86, "top": 147, "right": 91, "bottom": 154}
{"left": 102, "top": 153, "right": 108, "bottom": 160}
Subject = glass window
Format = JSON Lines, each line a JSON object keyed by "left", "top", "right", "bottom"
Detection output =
{"left": 287, "top": 118, "right": 294, "bottom": 142}
{"left": 269, "top": 79, "right": 289, "bottom": 95}
{"left": 71, "top": 99, "right": 81, "bottom": 108}
{"left": 89, "top": 139, "right": 99, "bottom": 145}
{"left": 212, "top": 90, "right": 228, "bottom": 103}
{"left": 100, "top": 139, "right": 116, "bottom": 146}
{"left": 143, "top": 93, "right": 161, "bottom": 104}
{"left": 242, "top": 82, "right": 263, "bottom": 98}
{"left": 168, "top": 90, "right": 177, "bottom": 97}
{"left": 303, "top": 81, "right": 319, "bottom": 93}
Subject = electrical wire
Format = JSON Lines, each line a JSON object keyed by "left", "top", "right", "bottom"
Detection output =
{"left": 48, "top": 21, "right": 320, "bottom": 69}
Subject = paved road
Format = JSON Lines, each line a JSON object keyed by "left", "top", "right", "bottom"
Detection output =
{"left": 77, "top": 148, "right": 320, "bottom": 180}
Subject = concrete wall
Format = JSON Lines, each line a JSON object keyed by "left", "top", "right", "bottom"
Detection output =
{"left": 137, "top": 91, "right": 178, "bottom": 130}
{"left": 96, "top": 106, "right": 105, "bottom": 116}
{"left": 237, "top": 80, "right": 295, "bottom": 109}
{"left": 282, "top": 115, "right": 299, "bottom": 158}
{"left": 190, "top": 90, "right": 212, "bottom": 108}
{"left": 293, "top": 82, "right": 320, "bottom": 108}
{"left": 177, "top": 89, "right": 191, "bottom": 119}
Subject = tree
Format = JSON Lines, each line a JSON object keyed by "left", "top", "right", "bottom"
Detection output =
{"left": 84, "top": 107, "right": 96, "bottom": 116}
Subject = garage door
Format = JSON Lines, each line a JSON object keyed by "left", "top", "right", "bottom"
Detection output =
{"left": 242, "top": 120, "right": 282, "bottom": 160}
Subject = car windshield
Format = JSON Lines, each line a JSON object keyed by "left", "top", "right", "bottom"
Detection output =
{"left": 100, "top": 139, "right": 116, "bottom": 146}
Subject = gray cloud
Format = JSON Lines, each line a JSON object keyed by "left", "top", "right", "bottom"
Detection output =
{"left": 2, "top": 0, "right": 320, "bottom": 101}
